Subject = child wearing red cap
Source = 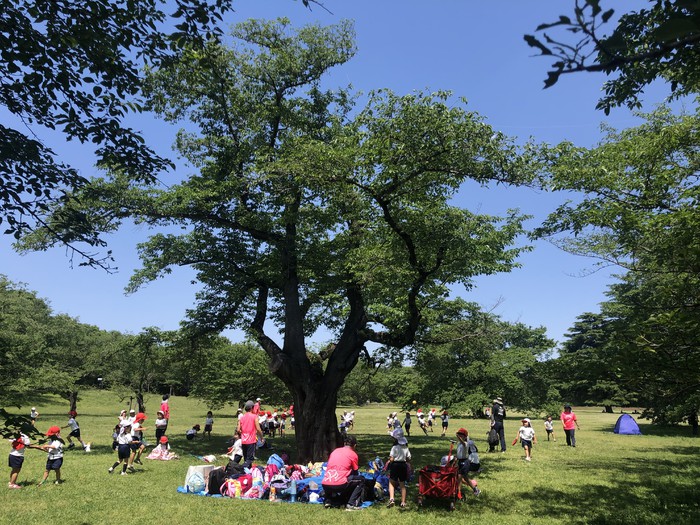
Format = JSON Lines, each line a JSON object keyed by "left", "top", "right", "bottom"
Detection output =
{"left": 8, "top": 432, "right": 34, "bottom": 488}
{"left": 63, "top": 411, "right": 89, "bottom": 452}
{"left": 455, "top": 428, "right": 481, "bottom": 496}
{"left": 37, "top": 426, "right": 64, "bottom": 485}
{"left": 128, "top": 412, "right": 148, "bottom": 469}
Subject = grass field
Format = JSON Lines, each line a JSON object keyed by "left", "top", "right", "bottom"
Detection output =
{"left": 2, "top": 390, "right": 698, "bottom": 525}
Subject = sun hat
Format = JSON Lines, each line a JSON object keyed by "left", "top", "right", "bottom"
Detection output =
{"left": 391, "top": 428, "right": 408, "bottom": 445}
{"left": 129, "top": 409, "right": 136, "bottom": 414}
{"left": 494, "top": 397, "right": 503, "bottom": 404}
{"left": 135, "top": 412, "right": 147, "bottom": 421}
{"left": 46, "top": 426, "right": 61, "bottom": 436}
{"left": 456, "top": 428, "right": 468, "bottom": 436}
{"left": 244, "top": 400, "right": 254, "bottom": 410}
{"left": 256, "top": 397, "right": 262, "bottom": 401}
{"left": 522, "top": 418, "right": 531, "bottom": 423}
{"left": 119, "top": 420, "right": 132, "bottom": 427}
{"left": 159, "top": 436, "right": 168, "bottom": 444}
{"left": 157, "top": 410, "right": 164, "bottom": 416}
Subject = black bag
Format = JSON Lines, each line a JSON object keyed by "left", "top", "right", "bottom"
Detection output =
{"left": 363, "top": 477, "right": 376, "bottom": 502}
{"left": 207, "top": 467, "right": 227, "bottom": 495}
{"left": 225, "top": 461, "right": 246, "bottom": 478}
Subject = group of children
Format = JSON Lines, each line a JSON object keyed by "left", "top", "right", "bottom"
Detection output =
{"left": 386, "top": 408, "right": 449, "bottom": 437}
{"left": 7, "top": 409, "right": 92, "bottom": 489}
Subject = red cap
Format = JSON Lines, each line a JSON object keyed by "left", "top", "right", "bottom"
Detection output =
{"left": 159, "top": 436, "right": 168, "bottom": 444}
{"left": 46, "top": 426, "right": 61, "bottom": 436}
{"left": 68, "top": 410, "right": 77, "bottom": 417}
{"left": 456, "top": 428, "right": 468, "bottom": 436}
{"left": 135, "top": 412, "right": 147, "bottom": 421}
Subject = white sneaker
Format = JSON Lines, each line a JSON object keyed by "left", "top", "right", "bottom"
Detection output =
{"left": 121, "top": 471, "right": 128, "bottom": 476}
{"left": 525, "top": 457, "right": 531, "bottom": 461}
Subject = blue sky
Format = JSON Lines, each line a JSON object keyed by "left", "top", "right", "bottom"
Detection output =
{"left": 1, "top": 0, "right": 671, "bottom": 346}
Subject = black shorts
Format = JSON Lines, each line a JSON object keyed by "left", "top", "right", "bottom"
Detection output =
{"left": 457, "top": 460, "right": 471, "bottom": 477}
{"left": 204, "top": 424, "right": 212, "bottom": 432}
{"left": 442, "top": 422, "right": 448, "bottom": 428}
{"left": 69, "top": 429, "right": 81, "bottom": 438}
{"left": 118, "top": 444, "right": 131, "bottom": 460}
{"left": 46, "top": 457, "right": 63, "bottom": 471}
{"left": 389, "top": 461, "right": 408, "bottom": 482}
{"left": 8, "top": 454, "right": 24, "bottom": 469}
{"left": 130, "top": 442, "right": 142, "bottom": 451}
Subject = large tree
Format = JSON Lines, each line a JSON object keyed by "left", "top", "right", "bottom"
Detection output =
{"left": 525, "top": 0, "right": 700, "bottom": 112}
{"left": 34, "top": 19, "right": 535, "bottom": 461}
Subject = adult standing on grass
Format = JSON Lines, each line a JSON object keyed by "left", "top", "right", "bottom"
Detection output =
{"left": 160, "top": 395, "right": 170, "bottom": 434}
{"left": 560, "top": 404, "right": 580, "bottom": 447}
{"left": 490, "top": 397, "right": 507, "bottom": 453}
{"left": 237, "top": 400, "right": 262, "bottom": 468}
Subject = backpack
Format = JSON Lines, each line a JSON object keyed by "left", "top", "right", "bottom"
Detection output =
{"left": 185, "top": 471, "right": 206, "bottom": 493}
{"left": 220, "top": 478, "right": 241, "bottom": 498}
{"left": 207, "top": 467, "right": 227, "bottom": 495}
{"left": 225, "top": 461, "right": 246, "bottom": 478}
{"left": 468, "top": 440, "right": 480, "bottom": 465}
{"left": 487, "top": 428, "right": 499, "bottom": 446}
{"left": 267, "top": 453, "right": 285, "bottom": 469}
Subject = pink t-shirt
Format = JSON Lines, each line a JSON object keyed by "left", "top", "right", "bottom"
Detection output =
{"left": 322, "top": 446, "right": 359, "bottom": 486}
{"left": 560, "top": 411, "right": 577, "bottom": 430}
{"left": 239, "top": 412, "right": 258, "bottom": 445}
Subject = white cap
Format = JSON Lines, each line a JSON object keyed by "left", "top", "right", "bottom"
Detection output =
{"left": 31, "top": 407, "right": 36, "bottom": 411}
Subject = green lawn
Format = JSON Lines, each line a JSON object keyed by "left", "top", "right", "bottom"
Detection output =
{"left": 2, "top": 390, "right": 698, "bottom": 525}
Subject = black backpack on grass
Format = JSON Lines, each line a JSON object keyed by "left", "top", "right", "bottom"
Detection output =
{"left": 207, "top": 467, "right": 227, "bottom": 495}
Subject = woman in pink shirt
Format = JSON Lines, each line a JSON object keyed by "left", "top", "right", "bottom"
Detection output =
{"left": 322, "top": 435, "right": 365, "bottom": 510}
{"left": 236, "top": 400, "right": 262, "bottom": 467}
{"left": 560, "top": 404, "right": 580, "bottom": 447}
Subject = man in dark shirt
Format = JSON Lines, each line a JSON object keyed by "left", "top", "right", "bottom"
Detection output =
{"left": 490, "top": 397, "right": 507, "bottom": 452}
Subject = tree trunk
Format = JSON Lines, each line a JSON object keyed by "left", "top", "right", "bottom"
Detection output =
{"left": 292, "top": 379, "right": 344, "bottom": 463}
{"left": 68, "top": 391, "right": 78, "bottom": 412}
{"left": 690, "top": 410, "right": 698, "bottom": 437}
{"left": 604, "top": 405, "right": 614, "bottom": 414}
{"left": 136, "top": 391, "right": 145, "bottom": 413}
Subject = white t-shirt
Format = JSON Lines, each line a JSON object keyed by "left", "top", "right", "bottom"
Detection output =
{"left": 544, "top": 420, "right": 554, "bottom": 431}
{"left": 10, "top": 434, "right": 30, "bottom": 457}
{"left": 67, "top": 417, "right": 79, "bottom": 431}
{"left": 390, "top": 444, "right": 411, "bottom": 462}
{"left": 47, "top": 439, "right": 64, "bottom": 460}
{"left": 518, "top": 426, "right": 536, "bottom": 441}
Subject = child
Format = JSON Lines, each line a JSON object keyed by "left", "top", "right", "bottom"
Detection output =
{"left": 427, "top": 409, "right": 435, "bottom": 432}
{"left": 109, "top": 421, "right": 135, "bottom": 475}
{"left": 203, "top": 411, "right": 214, "bottom": 439}
{"left": 384, "top": 427, "right": 411, "bottom": 509}
{"left": 147, "top": 436, "right": 178, "bottom": 460}
{"left": 228, "top": 430, "right": 243, "bottom": 464}
{"left": 37, "top": 426, "right": 64, "bottom": 485}
{"left": 186, "top": 424, "right": 200, "bottom": 440}
{"left": 513, "top": 418, "right": 537, "bottom": 461}
{"left": 403, "top": 412, "right": 412, "bottom": 437}
{"left": 455, "top": 428, "right": 481, "bottom": 496}
{"left": 544, "top": 416, "right": 556, "bottom": 441}
{"left": 417, "top": 410, "right": 428, "bottom": 435}
{"left": 128, "top": 412, "right": 148, "bottom": 468}
{"left": 155, "top": 410, "right": 168, "bottom": 442}
{"left": 8, "top": 432, "right": 32, "bottom": 488}
{"left": 440, "top": 410, "right": 449, "bottom": 437}
{"left": 30, "top": 407, "right": 39, "bottom": 424}
{"left": 63, "top": 410, "right": 89, "bottom": 451}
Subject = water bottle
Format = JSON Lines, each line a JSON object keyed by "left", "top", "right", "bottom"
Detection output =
{"left": 269, "top": 486, "right": 276, "bottom": 501}
{"left": 290, "top": 479, "right": 297, "bottom": 503}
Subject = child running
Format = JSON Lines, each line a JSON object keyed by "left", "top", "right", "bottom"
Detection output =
{"left": 109, "top": 421, "right": 135, "bottom": 475}
{"left": 513, "top": 418, "right": 537, "bottom": 461}
{"left": 384, "top": 427, "right": 411, "bottom": 509}
{"left": 455, "top": 428, "right": 481, "bottom": 496}
{"left": 63, "top": 411, "right": 89, "bottom": 451}
{"left": 37, "top": 426, "right": 64, "bottom": 485}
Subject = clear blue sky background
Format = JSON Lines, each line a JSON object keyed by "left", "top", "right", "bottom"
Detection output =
{"left": 1, "top": 0, "right": 672, "bottom": 347}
